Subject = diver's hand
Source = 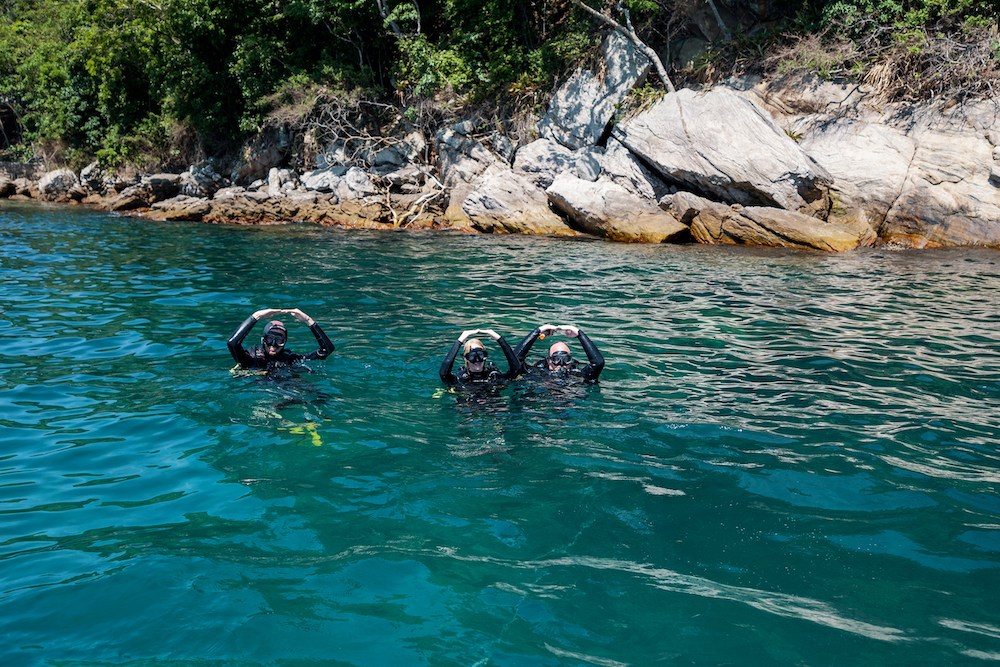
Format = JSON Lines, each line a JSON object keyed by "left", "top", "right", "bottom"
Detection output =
{"left": 458, "top": 329, "right": 478, "bottom": 343}
{"left": 252, "top": 308, "right": 281, "bottom": 320}
{"left": 557, "top": 325, "right": 580, "bottom": 338}
{"left": 481, "top": 329, "right": 500, "bottom": 341}
{"left": 285, "top": 308, "right": 315, "bottom": 326}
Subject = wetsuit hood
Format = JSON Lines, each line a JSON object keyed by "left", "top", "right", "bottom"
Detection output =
{"left": 262, "top": 320, "right": 287, "bottom": 340}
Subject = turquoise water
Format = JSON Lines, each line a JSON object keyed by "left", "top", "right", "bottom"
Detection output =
{"left": 2, "top": 200, "right": 999, "bottom": 666}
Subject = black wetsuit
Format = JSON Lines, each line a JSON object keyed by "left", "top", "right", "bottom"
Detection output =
{"left": 513, "top": 327, "right": 605, "bottom": 382}
{"left": 227, "top": 315, "right": 335, "bottom": 370}
{"left": 439, "top": 336, "right": 521, "bottom": 387}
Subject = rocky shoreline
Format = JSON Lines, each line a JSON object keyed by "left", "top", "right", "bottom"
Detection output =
{"left": 3, "top": 33, "right": 1000, "bottom": 252}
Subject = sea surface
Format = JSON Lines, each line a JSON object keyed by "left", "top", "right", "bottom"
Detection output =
{"left": 2, "top": 200, "right": 999, "bottom": 666}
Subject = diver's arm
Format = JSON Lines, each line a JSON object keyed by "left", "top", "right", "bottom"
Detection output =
{"left": 227, "top": 314, "right": 259, "bottom": 366}
{"left": 513, "top": 324, "right": 557, "bottom": 364}
{"left": 497, "top": 335, "right": 522, "bottom": 378}
{"left": 577, "top": 329, "right": 605, "bottom": 381}
{"left": 513, "top": 327, "right": 541, "bottom": 364}
{"left": 305, "top": 322, "right": 335, "bottom": 360}
{"left": 439, "top": 338, "right": 463, "bottom": 384}
{"left": 284, "top": 310, "right": 335, "bottom": 360}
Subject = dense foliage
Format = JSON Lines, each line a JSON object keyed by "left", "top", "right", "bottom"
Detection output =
{"left": 1, "top": 0, "right": 997, "bottom": 169}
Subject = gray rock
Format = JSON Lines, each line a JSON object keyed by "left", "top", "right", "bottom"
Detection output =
{"left": 233, "top": 124, "right": 294, "bottom": 183}
{"left": 490, "top": 133, "right": 516, "bottom": 164}
{"left": 797, "top": 116, "right": 915, "bottom": 227}
{"left": 665, "top": 193, "right": 861, "bottom": 251}
{"left": 267, "top": 167, "right": 298, "bottom": 197}
{"left": 573, "top": 147, "right": 603, "bottom": 182}
{"left": 301, "top": 166, "right": 348, "bottom": 192}
{"left": 13, "top": 177, "right": 35, "bottom": 197}
{"left": 878, "top": 102, "right": 1000, "bottom": 248}
{"left": 462, "top": 171, "right": 574, "bottom": 235}
{"left": 107, "top": 192, "right": 149, "bottom": 211}
{"left": 673, "top": 38, "right": 710, "bottom": 70}
{"left": 513, "top": 139, "right": 575, "bottom": 189}
{"left": 178, "top": 168, "right": 223, "bottom": 199}
{"left": 436, "top": 126, "right": 502, "bottom": 187}
{"left": 38, "top": 169, "right": 80, "bottom": 200}
{"left": 149, "top": 195, "right": 212, "bottom": 221}
{"left": 600, "top": 137, "right": 672, "bottom": 200}
{"left": 539, "top": 31, "right": 651, "bottom": 149}
{"left": 213, "top": 186, "right": 248, "bottom": 200}
{"left": 615, "top": 87, "right": 833, "bottom": 213}
{"left": 143, "top": 173, "right": 183, "bottom": 203}
{"left": 450, "top": 119, "right": 477, "bottom": 136}
{"left": 547, "top": 173, "right": 688, "bottom": 243}
{"left": 748, "top": 70, "right": 871, "bottom": 116}
{"left": 335, "top": 167, "right": 378, "bottom": 201}
{"left": 80, "top": 162, "right": 105, "bottom": 191}
{"left": 435, "top": 126, "right": 505, "bottom": 224}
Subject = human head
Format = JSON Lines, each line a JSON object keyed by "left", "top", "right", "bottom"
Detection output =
{"left": 546, "top": 342, "right": 573, "bottom": 371}
{"left": 261, "top": 320, "right": 287, "bottom": 357}
{"left": 463, "top": 338, "right": 487, "bottom": 373}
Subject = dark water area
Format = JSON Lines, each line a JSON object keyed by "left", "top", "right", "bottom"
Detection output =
{"left": 2, "top": 200, "right": 999, "bottom": 666}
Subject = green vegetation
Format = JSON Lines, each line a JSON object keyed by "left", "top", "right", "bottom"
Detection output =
{"left": 1, "top": 0, "right": 997, "bottom": 171}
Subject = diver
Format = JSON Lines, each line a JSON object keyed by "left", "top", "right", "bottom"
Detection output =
{"left": 439, "top": 328, "right": 521, "bottom": 387}
{"left": 228, "top": 307, "right": 335, "bottom": 371}
{"left": 513, "top": 324, "right": 604, "bottom": 382}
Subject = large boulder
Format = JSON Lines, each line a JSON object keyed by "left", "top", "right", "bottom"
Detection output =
{"left": 615, "top": 87, "right": 833, "bottom": 213}
{"left": 179, "top": 164, "right": 225, "bottom": 199}
{"left": 13, "top": 177, "right": 36, "bottom": 197}
{"left": 38, "top": 168, "right": 80, "bottom": 201}
{"left": 205, "top": 192, "right": 286, "bottom": 224}
{"left": 547, "top": 174, "right": 688, "bottom": 243}
{"left": 462, "top": 171, "right": 574, "bottom": 235}
{"left": 797, "top": 115, "right": 914, "bottom": 233}
{"left": 0, "top": 176, "right": 13, "bottom": 198}
{"left": 268, "top": 167, "right": 298, "bottom": 197}
{"left": 335, "top": 167, "right": 378, "bottom": 201}
{"left": 747, "top": 70, "right": 871, "bottom": 117}
{"left": 148, "top": 195, "right": 212, "bottom": 221}
{"left": 539, "top": 31, "right": 651, "bottom": 149}
{"left": 599, "top": 137, "right": 673, "bottom": 200}
{"left": 876, "top": 101, "right": 1000, "bottom": 248}
{"left": 145, "top": 173, "right": 182, "bottom": 202}
{"left": 513, "top": 139, "right": 577, "bottom": 189}
{"left": 301, "top": 166, "right": 348, "bottom": 192}
{"left": 106, "top": 173, "right": 181, "bottom": 210}
{"left": 664, "top": 191, "right": 861, "bottom": 252}
{"left": 435, "top": 122, "right": 505, "bottom": 224}
{"left": 232, "top": 124, "right": 294, "bottom": 184}
{"left": 79, "top": 162, "right": 106, "bottom": 192}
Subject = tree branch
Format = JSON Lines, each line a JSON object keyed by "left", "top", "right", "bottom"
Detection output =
{"left": 570, "top": 0, "right": 675, "bottom": 93}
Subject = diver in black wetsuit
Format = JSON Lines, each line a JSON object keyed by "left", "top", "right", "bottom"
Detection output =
{"left": 228, "top": 308, "right": 335, "bottom": 370}
{"left": 513, "top": 324, "right": 604, "bottom": 382}
{"left": 439, "top": 329, "right": 521, "bottom": 387}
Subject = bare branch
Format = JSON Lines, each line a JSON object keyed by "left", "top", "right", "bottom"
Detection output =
{"left": 570, "top": 0, "right": 675, "bottom": 93}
